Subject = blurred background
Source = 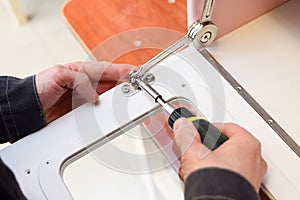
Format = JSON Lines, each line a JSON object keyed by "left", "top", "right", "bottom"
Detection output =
{"left": 0, "top": 0, "right": 87, "bottom": 77}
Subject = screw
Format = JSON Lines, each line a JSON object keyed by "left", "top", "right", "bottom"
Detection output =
{"left": 122, "top": 85, "right": 131, "bottom": 94}
{"left": 200, "top": 32, "right": 212, "bottom": 43}
{"left": 130, "top": 77, "right": 136, "bottom": 83}
{"left": 236, "top": 86, "right": 243, "bottom": 92}
{"left": 267, "top": 119, "right": 274, "bottom": 125}
{"left": 144, "top": 74, "right": 154, "bottom": 82}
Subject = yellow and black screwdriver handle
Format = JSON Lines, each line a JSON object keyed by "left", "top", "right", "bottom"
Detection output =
{"left": 168, "top": 107, "right": 228, "bottom": 150}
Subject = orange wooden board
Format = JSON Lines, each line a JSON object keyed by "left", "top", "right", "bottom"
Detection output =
{"left": 62, "top": 0, "right": 187, "bottom": 65}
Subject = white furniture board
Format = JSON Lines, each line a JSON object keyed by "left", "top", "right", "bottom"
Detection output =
{"left": 208, "top": 0, "right": 300, "bottom": 144}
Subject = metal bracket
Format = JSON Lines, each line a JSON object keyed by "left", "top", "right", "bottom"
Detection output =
{"left": 201, "top": 0, "right": 215, "bottom": 23}
{"left": 128, "top": 0, "right": 218, "bottom": 87}
{"left": 188, "top": 20, "right": 217, "bottom": 49}
{"left": 122, "top": 73, "right": 155, "bottom": 96}
{"left": 188, "top": 0, "right": 217, "bottom": 48}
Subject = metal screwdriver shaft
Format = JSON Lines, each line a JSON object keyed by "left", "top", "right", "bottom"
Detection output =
{"left": 135, "top": 78, "right": 175, "bottom": 115}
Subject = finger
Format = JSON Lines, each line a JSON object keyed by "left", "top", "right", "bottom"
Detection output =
{"left": 63, "top": 62, "right": 83, "bottom": 71}
{"left": 173, "top": 118, "right": 201, "bottom": 155}
{"left": 95, "top": 81, "right": 119, "bottom": 94}
{"left": 61, "top": 68, "right": 99, "bottom": 103}
{"left": 74, "top": 72, "right": 99, "bottom": 103}
{"left": 261, "top": 158, "right": 268, "bottom": 177}
{"left": 214, "top": 123, "right": 246, "bottom": 139}
{"left": 70, "top": 94, "right": 89, "bottom": 109}
{"left": 82, "top": 62, "right": 136, "bottom": 82}
{"left": 101, "top": 63, "right": 136, "bottom": 81}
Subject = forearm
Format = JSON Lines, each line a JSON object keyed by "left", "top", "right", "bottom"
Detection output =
{"left": 185, "top": 168, "right": 260, "bottom": 200}
{"left": 0, "top": 76, "right": 46, "bottom": 143}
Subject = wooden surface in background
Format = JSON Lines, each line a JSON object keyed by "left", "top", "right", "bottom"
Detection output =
{"left": 62, "top": 0, "right": 187, "bottom": 65}
{"left": 4, "top": 0, "right": 28, "bottom": 25}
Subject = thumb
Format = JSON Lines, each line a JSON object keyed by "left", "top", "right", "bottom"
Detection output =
{"left": 173, "top": 118, "right": 201, "bottom": 155}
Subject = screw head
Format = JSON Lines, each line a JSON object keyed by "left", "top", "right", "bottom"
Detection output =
{"left": 144, "top": 74, "right": 154, "bottom": 83}
{"left": 121, "top": 85, "right": 131, "bottom": 94}
{"left": 236, "top": 86, "right": 243, "bottom": 92}
{"left": 200, "top": 32, "right": 212, "bottom": 43}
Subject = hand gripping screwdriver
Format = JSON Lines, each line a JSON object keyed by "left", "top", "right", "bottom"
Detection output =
{"left": 136, "top": 78, "right": 227, "bottom": 150}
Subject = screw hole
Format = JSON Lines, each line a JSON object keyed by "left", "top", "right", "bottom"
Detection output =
{"left": 168, "top": 0, "right": 175, "bottom": 4}
{"left": 182, "top": 84, "right": 186, "bottom": 88}
{"left": 46, "top": 161, "right": 50, "bottom": 165}
{"left": 133, "top": 40, "right": 142, "bottom": 47}
{"left": 25, "top": 169, "right": 31, "bottom": 175}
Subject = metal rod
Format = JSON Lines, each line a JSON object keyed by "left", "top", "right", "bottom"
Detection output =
{"left": 156, "top": 97, "right": 175, "bottom": 116}
{"left": 136, "top": 79, "right": 161, "bottom": 100}
{"left": 201, "top": 0, "right": 215, "bottom": 23}
{"left": 135, "top": 79, "right": 175, "bottom": 115}
{"left": 133, "top": 35, "right": 191, "bottom": 78}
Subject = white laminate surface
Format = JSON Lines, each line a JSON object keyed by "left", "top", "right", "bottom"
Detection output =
{"left": 208, "top": 0, "right": 300, "bottom": 145}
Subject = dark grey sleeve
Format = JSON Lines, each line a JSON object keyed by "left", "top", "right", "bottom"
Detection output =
{"left": 184, "top": 168, "right": 260, "bottom": 200}
{"left": 0, "top": 158, "right": 27, "bottom": 199}
{"left": 0, "top": 75, "right": 46, "bottom": 143}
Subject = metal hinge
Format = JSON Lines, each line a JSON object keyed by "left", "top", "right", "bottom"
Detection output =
{"left": 128, "top": 0, "right": 218, "bottom": 86}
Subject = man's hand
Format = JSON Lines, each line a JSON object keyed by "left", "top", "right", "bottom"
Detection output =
{"left": 35, "top": 62, "right": 134, "bottom": 123}
{"left": 173, "top": 118, "right": 267, "bottom": 192}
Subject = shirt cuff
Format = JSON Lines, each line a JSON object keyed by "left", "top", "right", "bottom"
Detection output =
{"left": 0, "top": 75, "right": 46, "bottom": 143}
{"left": 184, "top": 167, "right": 259, "bottom": 200}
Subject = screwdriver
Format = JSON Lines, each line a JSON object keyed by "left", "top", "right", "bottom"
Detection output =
{"left": 136, "top": 79, "right": 227, "bottom": 150}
